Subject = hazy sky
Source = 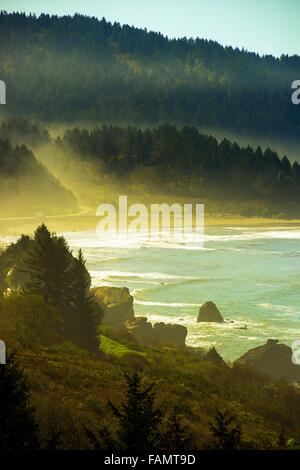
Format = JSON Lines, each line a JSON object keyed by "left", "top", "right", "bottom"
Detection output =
{"left": 2, "top": 0, "right": 300, "bottom": 57}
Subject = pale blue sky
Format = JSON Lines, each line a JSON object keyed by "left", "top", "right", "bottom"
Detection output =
{"left": 2, "top": 0, "right": 299, "bottom": 57}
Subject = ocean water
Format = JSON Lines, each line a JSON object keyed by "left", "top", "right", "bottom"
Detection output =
{"left": 2, "top": 225, "right": 300, "bottom": 361}
{"left": 60, "top": 225, "right": 300, "bottom": 361}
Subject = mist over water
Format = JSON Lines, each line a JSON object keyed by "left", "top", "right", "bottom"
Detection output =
{"left": 58, "top": 225, "right": 300, "bottom": 361}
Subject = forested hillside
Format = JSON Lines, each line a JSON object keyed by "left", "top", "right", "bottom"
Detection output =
{"left": 0, "top": 138, "right": 78, "bottom": 216}
{"left": 62, "top": 124, "right": 300, "bottom": 201}
{"left": 37, "top": 121, "right": 300, "bottom": 217}
{"left": 1, "top": 118, "right": 300, "bottom": 217}
{"left": 0, "top": 11, "right": 299, "bottom": 137}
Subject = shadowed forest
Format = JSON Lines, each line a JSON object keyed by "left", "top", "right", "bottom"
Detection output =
{"left": 0, "top": 11, "right": 300, "bottom": 139}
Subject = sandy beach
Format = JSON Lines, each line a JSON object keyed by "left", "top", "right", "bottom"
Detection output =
{"left": 1, "top": 210, "right": 300, "bottom": 238}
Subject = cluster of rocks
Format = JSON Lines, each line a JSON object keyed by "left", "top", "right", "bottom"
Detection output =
{"left": 126, "top": 317, "right": 187, "bottom": 347}
{"left": 196, "top": 301, "right": 300, "bottom": 381}
{"left": 93, "top": 287, "right": 300, "bottom": 382}
{"left": 92, "top": 286, "right": 187, "bottom": 348}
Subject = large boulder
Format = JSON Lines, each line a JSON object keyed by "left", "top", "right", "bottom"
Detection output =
{"left": 126, "top": 317, "right": 154, "bottom": 343}
{"left": 197, "top": 301, "right": 224, "bottom": 323}
{"left": 126, "top": 318, "right": 187, "bottom": 347}
{"left": 235, "top": 339, "right": 300, "bottom": 382}
{"left": 92, "top": 286, "right": 134, "bottom": 329}
{"left": 153, "top": 322, "right": 187, "bottom": 348}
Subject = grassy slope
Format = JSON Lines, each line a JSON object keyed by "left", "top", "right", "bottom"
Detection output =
{"left": 13, "top": 335, "right": 300, "bottom": 449}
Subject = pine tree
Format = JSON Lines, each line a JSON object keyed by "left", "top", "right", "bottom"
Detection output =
{"left": 70, "top": 249, "right": 101, "bottom": 352}
{"left": 210, "top": 409, "right": 242, "bottom": 450}
{"left": 0, "top": 352, "right": 39, "bottom": 450}
{"left": 87, "top": 370, "right": 164, "bottom": 451}
{"left": 24, "top": 224, "right": 72, "bottom": 310}
{"left": 162, "top": 409, "right": 193, "bottom": 451}
{"left": 22, "top": 224, "right": 53, "bottom": 302}
{"left": 110, "top": 371, "right": 163, "bottom": 451}
{"left": 23, "top": 225, "right": 100, "bottom": 351}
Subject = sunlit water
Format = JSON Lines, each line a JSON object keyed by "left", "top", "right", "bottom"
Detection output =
{"left": 2, "top": 225, "right": 300, "bottom": 361}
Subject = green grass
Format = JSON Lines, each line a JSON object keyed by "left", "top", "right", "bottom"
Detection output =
{"left": 7, "top": 338, "right": 300, "bottom": 450}
{"left": 100, "top": 335, "right": 134, "bottom": 357}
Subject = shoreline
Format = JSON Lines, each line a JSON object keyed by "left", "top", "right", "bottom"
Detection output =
{"left": 0, "top": 210, "right": 298, "bottom": 362}
{"left": 1, "top": 212, "right": 300, "bottom": 237}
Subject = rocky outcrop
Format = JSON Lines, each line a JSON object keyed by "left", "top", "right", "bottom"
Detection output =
{"left": 197, "top": 301, "right": 224, "bottom": 323}
{"left": 126, "top": 317, "right": 154, "bottom": 343}
{"left": 126, "top": 317, "right": 187, "bottom": 348}
{"left": 153, "top": 322, "right": 187, "bottom": 348}
{"left": 235, "top": 339, "right": 300, "bottom": 382}
{"left": 93, "top": 286, "right": 187, "bottom": 347}
{"left": 92, "top": 286, "right": 134, "bottom": 329}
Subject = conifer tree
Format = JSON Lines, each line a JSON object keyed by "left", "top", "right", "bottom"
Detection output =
{"left": 87, "top": 370, "right": 194, "bottom": 451}
{"left": 210, "top": 409, "right": 242, "bottom": 450}
{"left": 110, "top": 371, "right": 163, "bottom": 451}
{"left": 23, "top": 225, "right": 100, "bottom": 351}
{"left": 24, "top": 224, "right": 72, "bottom": 310}
{"left": 70, "top": 249, "right": 101, "bottom": 352}
{"left": 0, "top": 352, "right": 39, "bottom": 450}
{"left": 162, "top": 409, "right": 193, "bottom": 451}
{"left": 87, "top": 370, "right": 164, "bottom": 451}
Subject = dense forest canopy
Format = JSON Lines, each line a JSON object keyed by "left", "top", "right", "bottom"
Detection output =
{"left": 1, "top": 117, "right": 300, "bottom": 217}
{"left": 0, "top": 11, "right": 300, "bottom": 137}
{"left": 0, "top": 118, "right": 50, "bottom": 147}
{"left": 57, "top": 123, "right": 300, "bottom": 207}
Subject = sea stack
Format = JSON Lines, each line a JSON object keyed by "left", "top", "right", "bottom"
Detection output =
{"left": 197, "top": 301, "right": 224, "bottom": 323}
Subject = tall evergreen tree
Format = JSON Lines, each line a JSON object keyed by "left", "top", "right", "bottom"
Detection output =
{"left": 87, "top": 370, "right": 164, "bottom": 451}
{"left": 22, "top": 225, "right": 100, "bottom": 351}
{"left": 110, "top": 371, "right": 163, "bottom": 451}
{"left": 210, "top": 409, "right": 242, "bottom": 450}
{"left": 162, "top": 409, "right": 193, "bottom": 451}
{"left": 70, "top": 249, "right": 101, "bottom": 352}
{"left": 24, "top": 224, "right": 72, "bottom": 310}
{"left": 0, "top": 352, "right": 39, "bottom": 450}
{"left": 86, "top": 370, "right": 193, "bottom": 451}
